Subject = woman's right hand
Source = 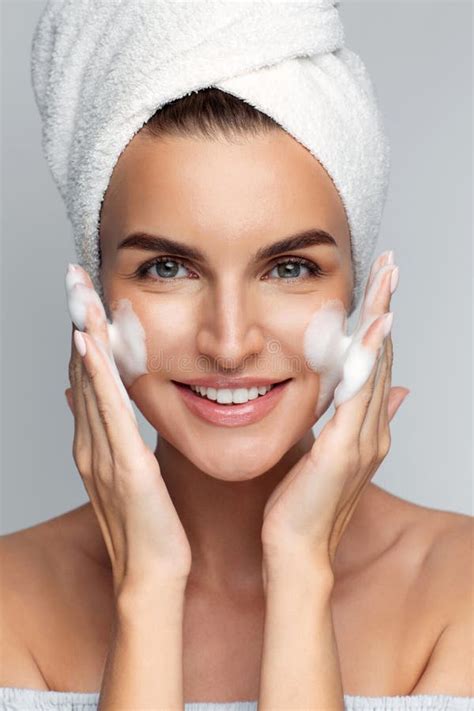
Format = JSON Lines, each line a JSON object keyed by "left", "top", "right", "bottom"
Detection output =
{"left": 65, "top": 267, "right": 192, "bottom": 598}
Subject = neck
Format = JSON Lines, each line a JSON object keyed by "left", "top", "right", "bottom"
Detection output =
{"left": 154, "top": 429, "right": 315, "bottom": 596}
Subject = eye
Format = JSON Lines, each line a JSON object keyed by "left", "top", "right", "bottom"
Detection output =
{"left": 264, "top": 257, "right": 325, "bottom": 281}
{"left": 134, "top": 257, "right": 194, "bottom": 281}
{"left": 130, "top": 255, "right": 326, "bottom": 283}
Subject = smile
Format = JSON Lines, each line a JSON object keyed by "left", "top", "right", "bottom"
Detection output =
{"left": 171, "top": 378, "right": 292, "bottom": 427}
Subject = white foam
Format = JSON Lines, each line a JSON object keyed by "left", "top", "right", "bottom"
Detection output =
{"left": 303, "top": 263, "right": 394, "bottom": 417}
{"left": 65, "top": 265, "right": 148, "bottom": 418}
{"left": 107, "top": 298, "right": 148, "bottom": 387}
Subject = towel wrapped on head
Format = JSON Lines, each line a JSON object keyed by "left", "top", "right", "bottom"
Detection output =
{"left": 30, "top": 0, "right": 391, "bottom": 311}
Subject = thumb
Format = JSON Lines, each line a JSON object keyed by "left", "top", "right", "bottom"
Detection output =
{"left": 65, "top": 387, "right": 74, "bottom": 415}
{"left": 388, "top": 387, "right": 410, "bottom": 421}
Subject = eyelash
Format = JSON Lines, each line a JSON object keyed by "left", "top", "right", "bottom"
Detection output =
{"left": 131, "top": 255, "right": 326, "bottom": 283}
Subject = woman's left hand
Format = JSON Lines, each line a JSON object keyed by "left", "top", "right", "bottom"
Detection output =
{"left": 261, "top": 260, "right": 410, "bottom": 576}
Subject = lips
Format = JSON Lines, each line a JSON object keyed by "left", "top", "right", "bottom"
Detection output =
{"left": 172, "top": 378, "right": 292, "bottom": 427}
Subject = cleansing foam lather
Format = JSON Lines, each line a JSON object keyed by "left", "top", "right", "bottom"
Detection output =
{"left": 303, "top": 256, "right": 397, "bottom": 419}
{"left": 65, "top": 264, "right": 148, "bottom": 417}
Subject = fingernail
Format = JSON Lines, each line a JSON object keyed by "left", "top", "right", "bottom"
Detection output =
{"left": 385, "top": 250, "right": 395, "bottom": 265}
{"left": 390, "top": 266, "right": 399, "bottom": 294}
{"left": 74, "top": 330, "right": 87, "bottom": 357}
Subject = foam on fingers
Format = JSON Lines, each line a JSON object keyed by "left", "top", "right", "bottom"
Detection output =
{"left": 303, "top": 253, "right": 396, "bottom": 416}
{"left": 65, "top": 264, "right": 149, "bottom": 408}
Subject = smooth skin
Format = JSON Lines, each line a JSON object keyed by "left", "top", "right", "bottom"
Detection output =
{"left": 1, "top": 128, "right": 472, "bottom": 701}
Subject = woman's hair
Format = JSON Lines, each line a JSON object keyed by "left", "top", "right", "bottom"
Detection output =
{"left": 140, "top": 86, "right": 282, "bottom": 141}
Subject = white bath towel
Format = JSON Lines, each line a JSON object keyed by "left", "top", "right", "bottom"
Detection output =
{"left": 30, "top": 0, "right": 391, "bottom": 310}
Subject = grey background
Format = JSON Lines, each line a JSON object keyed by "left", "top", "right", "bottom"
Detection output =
{"left": 1, "top": 1, "right": 472, "bottom": 535}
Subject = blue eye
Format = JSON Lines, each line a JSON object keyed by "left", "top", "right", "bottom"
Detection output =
{"left": 132, "top": 255, "right": 325, "bottom": 283}
{"left": 266, "top": 257, "right": 324, "bottom": 281}
{"left": 135, "top": 257, "right": 193, "bottom": 281}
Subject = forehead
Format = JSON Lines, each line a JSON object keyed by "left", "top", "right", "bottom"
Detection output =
{"left": 100, "top": 130, "right": 350, "bottom": 252}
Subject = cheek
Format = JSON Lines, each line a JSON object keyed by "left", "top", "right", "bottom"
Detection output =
{"left": 258, "top": 296, "right": 319, "bottom": 373}
{"left": 133, "top": 299, "right": 196, "bottom": 379}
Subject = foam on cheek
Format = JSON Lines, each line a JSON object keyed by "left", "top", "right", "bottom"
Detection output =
{"left": 303, "top": 298, "right": 381, "bottom": 418}
{"left": 65, "top": 267, "right": 148, "bottom": 418}
{"left": 107, "top": 299, "right": 148, "bottom": 387}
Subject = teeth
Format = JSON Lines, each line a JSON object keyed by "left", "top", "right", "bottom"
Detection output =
{"left": 190, "top": 383, "right": 274, "bottom": 404}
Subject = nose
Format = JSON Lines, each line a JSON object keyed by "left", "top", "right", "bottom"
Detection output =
{"left": 195, "top": 279, "right": 266, "bottom": 370}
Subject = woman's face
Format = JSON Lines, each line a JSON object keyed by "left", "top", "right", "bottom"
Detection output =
{"left": 99, "top": 128, "right": 353, "bottom": 480}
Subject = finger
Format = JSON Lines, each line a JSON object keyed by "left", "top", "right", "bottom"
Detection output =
{"left": 76, "top": 331, "right": 114, "bottom": 465}
{"left": 377, "top": 333, "right": 394, "bottom": 436}
{"left": 356, "top": 251, "right": 394, "bottom": 329}
{"left": 358, "top": 334, "right": 392, "bottom": 452}
{"left": 69, "top": 265, "right": 110, "bottom": 350}
{"left": 69, "top": 323, "right": 92, "bottom": 459}
{"left": 330, "top": 343, "right": 383, "bottom": 445}
{"left": 77, "top": 330, "right": 144, "bottom": 461}
{"left": 68, "top": 324, "right": 107, "bottom": 522}
{"left": 358, "top": 264, "right": 396, "bottom": 328}
{"left": 74, "top": 265, "right": 110, "bottom": 351}
{"left": 66, "top": 265, "right": 133, "bottom": 414}
{"left": 363, "top": 250, "right": 394, "bottom": 304}
{"left": 374, "top": 334, "right": 407, "bottom": 431}
{"left": 331, "top": 314, "right": 390, "bottom": 439}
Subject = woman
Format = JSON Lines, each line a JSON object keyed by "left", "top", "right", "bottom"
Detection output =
{"left": 1, "top": 86, "right": 471, "bottom": 710}
{"left": 1, "top": 2, "right": 472, "bottom": 710}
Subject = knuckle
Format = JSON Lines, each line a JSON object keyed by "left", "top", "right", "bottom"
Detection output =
{"left": 87, "top": 363, "right": 99, "bottom": 382}
{"left": 97, "top": 403, "right": 111, "bottom": 428}
{"left": 69, "top": 358, "right": 81, "bottom": 387}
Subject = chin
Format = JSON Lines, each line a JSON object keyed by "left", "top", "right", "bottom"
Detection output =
{"left": 185, "top": 444, "right": 287, "bottom": 482}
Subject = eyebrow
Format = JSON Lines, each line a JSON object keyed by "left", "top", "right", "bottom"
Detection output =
{"left": 117, "top": 228, "right": 338, "bottom": 261}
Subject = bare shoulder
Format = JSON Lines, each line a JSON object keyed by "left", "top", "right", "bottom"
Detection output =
{"left": 0, "top": 507, "right": 115, "bottom": 693}
{"left": 417, "top": 504, "right": 472, "bottom": 617}
{"left": 370, "top": 485, "right": 472, "bottom": 624}
{"left": 402, "top": 496, "right": 472, "bottom": 583}
{"left": 403, "top": 502, "right": 473, "bottom": 694}
{"left": 0, "top": 524, "right": 52, "bottom": 689}
{"left": 389, "top": 489, "right": 472, "bottom": 598}
{"left": 374, "top": 484, "right": 471, "bottom": 563}
{"left": 0, "top": 508, "right": 90, "bottom": 690}
{"left": 378, "top": 489, "right": 472, "bottom": 694}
